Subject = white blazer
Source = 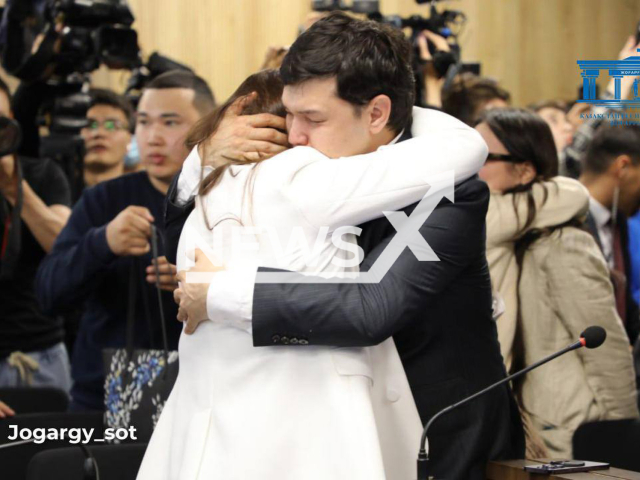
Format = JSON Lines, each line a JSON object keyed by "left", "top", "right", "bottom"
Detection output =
{"left": 137, "top": 107, "right": 488, "bottom": 480}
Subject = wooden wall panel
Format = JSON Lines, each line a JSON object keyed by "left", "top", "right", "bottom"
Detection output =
{"left": 1, "top": 1, "right": 638, "bottom": 107}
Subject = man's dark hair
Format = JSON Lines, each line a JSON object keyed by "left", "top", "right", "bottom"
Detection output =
{"left": 280, "top": 12, "right": 415, "bottom": 134}
{"left": 583, "top": 125, "right": 640, "bottom": 175}
{"left": 442, "top": 73, "right": 511, "bottom": 126}
{"left": 145, "top": 70, "right": 216, "bottom": 116}
{"left": 89, "top": 88, "right": 134, "bottom": 129}
{"left": 0, "top": 76, "right": 12, "bottom": 106}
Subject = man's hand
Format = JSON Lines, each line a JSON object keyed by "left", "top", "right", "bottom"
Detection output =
{"left": 417, "top": 30, "right": 451, "bottom": 64}
{"left": 198, "top": 93, "right": 289, "bottom": 167}
{"left": 175, "top": 249, "right": 225, "bottom": 335}
{"left": 0, "top": 155, "right": 18, "bottom": 203}
{"left": 146, "top": 256, "right": 178, "bottom": 292}
{"left": 0, "top": 400, "right": 15, "bottom": 418}
{"left": 105, "top": 206, "right": 154, "bottom": 256}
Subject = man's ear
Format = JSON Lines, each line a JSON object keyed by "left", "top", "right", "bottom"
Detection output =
{"left": 613, "top": 154, "right": 632, "bottom": 179}
{"left": 367, "top": 94, "right": 392, "bottom": 135}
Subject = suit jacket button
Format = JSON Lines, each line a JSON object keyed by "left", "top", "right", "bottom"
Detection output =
{"left": 299, "top": 339, "right": 309, "bottom": 345}
{"left": 290, "top": 338, "right": 299, "bottom": 345}
{"left": 281, "top": 336, "right": 290, "bottom": 345}
{"left": 272, "top": 335, "right": 281, "bottom": 344}
{"left": 386, "top": 388, "right": 400, "bottom": 403}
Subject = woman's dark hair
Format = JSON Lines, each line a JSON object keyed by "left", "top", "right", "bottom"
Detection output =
{"left": 481, "top": 109, "right": 579, "bottom": 382}
{"left": 280, "top": 11, "right": 414, "bottom": 134}
{"left": 185, "top": 69, "right": 286, "bottom": 229}
{"left": 478, "top": 107, "right": 559, "bottom": 231}
{"left": 442, "top": 73, "right": 511, "bottom": 126}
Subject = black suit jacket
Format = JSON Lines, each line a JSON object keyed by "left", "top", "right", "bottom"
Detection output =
{"left": 164, "top": 140, "right": 525, "bottom": 480}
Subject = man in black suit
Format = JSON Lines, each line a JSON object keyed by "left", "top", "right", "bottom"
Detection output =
{"left": 580, "top": 125, "right": 640, "bottom": 396}
{"left": 168, "top": 13, "right": 524, "bottom": 479}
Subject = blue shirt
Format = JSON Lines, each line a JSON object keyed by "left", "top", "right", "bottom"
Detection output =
{"left": 627, "top": 210, "right": 640, "bottom": 305}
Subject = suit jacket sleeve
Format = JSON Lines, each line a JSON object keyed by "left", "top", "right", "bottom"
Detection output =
{"left": 164, "top": 171, "right": 195, "bottom": 265}
{"left": 35, "top": 186, "right": 115, "bottom": 314}
{"left": 252, "top": 178, "right": 489, "bottom": 346}
{"left": 282, "top": 119, "right": 487, "bottom": 231}
{"left": 486, "top": 177, "right": 589, "bottom": 249}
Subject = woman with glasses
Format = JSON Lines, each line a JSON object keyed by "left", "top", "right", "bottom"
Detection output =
{"left": 476, "top": 108, "right": 638, "bottom": 458}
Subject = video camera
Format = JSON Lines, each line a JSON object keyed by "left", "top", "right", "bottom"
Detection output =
{"left": 1, "top": 0, "right": 140, "bottom": 80}
{"left": 311, "top": 0, "right": 474, "bottom": 106}
{"left": 0, "top": 0, "right": 142, "bottom": 200}
{"left": 313, "top": 0, "right": 464, "bottom": 39}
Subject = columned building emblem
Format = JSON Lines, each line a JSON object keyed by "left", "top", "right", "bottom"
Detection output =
{"left": 577, "top": 49, "right": 640, "bottom": 106}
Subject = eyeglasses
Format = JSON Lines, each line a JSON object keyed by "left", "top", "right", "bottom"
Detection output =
{"left": 83, "top": 119, "right": 129, "bottom": 133}
{"left": 486, "top": 153, "right": 526, "bottom": 163}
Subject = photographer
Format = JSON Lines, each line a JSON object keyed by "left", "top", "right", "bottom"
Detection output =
{"left": 82, "top": 88, "right": 134, "bottom": 188}
{"left": 36, "top": 71, "right": 215, "bottom": 412}
{"left": 0, "top": 76, "right": 73, "bottom": 393}
{"left": 416, "top": 29, "right": 452, "bottom": 109}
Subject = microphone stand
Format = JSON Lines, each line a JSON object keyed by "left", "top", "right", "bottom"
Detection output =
{"left": 417, "top": 339, "right": 585, "bottom": 480}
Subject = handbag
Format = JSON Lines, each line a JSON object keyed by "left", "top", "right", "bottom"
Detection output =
{"left": 102, "top": 225, "right": 179, "bottom": 443}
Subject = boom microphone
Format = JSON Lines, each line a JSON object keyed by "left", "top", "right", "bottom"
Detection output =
{"left": 416, "top": 326, "right": 607, "bottom": 480}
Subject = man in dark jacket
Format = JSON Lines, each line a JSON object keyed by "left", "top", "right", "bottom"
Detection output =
{"left": 36, "top": 71, "right": 215, "bottom": 411}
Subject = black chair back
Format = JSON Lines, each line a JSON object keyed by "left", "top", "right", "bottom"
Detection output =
{"left": 0, "top": 412, "right": 104, "bottom": 480}
{"left": 26, "top": 443, "right": 148, "bottom": 480}
{"left": 0, "top": 387, "right": 69, "bottom": 414}
{"left": 573, "top": 419, "right": 640, "bottom": 471}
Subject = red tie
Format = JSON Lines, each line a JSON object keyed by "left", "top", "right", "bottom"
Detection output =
{"left": 611, "top": 224, "right": 627, "bottom": 325}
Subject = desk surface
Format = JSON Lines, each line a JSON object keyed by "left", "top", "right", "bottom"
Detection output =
{"left": 487, "top": 459, "right": 640, "bottom": 480}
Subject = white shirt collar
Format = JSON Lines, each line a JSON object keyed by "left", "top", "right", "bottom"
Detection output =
{"left": 589, "top": 196, "right": 611, "bottom": 228}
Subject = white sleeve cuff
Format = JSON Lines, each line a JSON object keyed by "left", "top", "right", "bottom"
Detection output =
{"left": 206, "top": 267, "right": 257, "bottom": 334}
{"left": 176, "top": 146, "right": 213, "bottom": 206}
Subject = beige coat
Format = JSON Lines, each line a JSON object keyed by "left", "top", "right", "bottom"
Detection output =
{"left": 486, "top": 177, "right": 639, "bottom": 458}
{"left": 518, "top": 226, "right": 639, "bottom": 458}
{"left": 487, "top": 177, "right": 592, "bottom": 369}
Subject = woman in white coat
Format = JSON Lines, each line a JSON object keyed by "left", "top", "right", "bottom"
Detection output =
{"left": 137, "top": 70, "right": 488, "bottom": 480}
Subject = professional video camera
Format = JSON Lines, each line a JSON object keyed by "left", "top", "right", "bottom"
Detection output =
{"left": 314, "top": 0, "right": 464, "bottom": 38}
{"left": 2, "top": 0, "right": 140, "bottom": 80}
{"left": 311, "top": 0, "right": 475, "bottom": 106}
{"left": 0, "top": 0, "right": 142, "bottom": 200}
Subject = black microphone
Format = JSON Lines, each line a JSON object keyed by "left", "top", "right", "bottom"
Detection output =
{"left": 416, "top": 326, "right": 607, "bottom": 480}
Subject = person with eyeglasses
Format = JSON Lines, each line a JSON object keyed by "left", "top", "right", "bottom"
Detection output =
{"left": 476, "top": 107, "right": 638, "bottom": 459}
{"left": 81, "top": 89, "right": 134, "bottom": 188}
